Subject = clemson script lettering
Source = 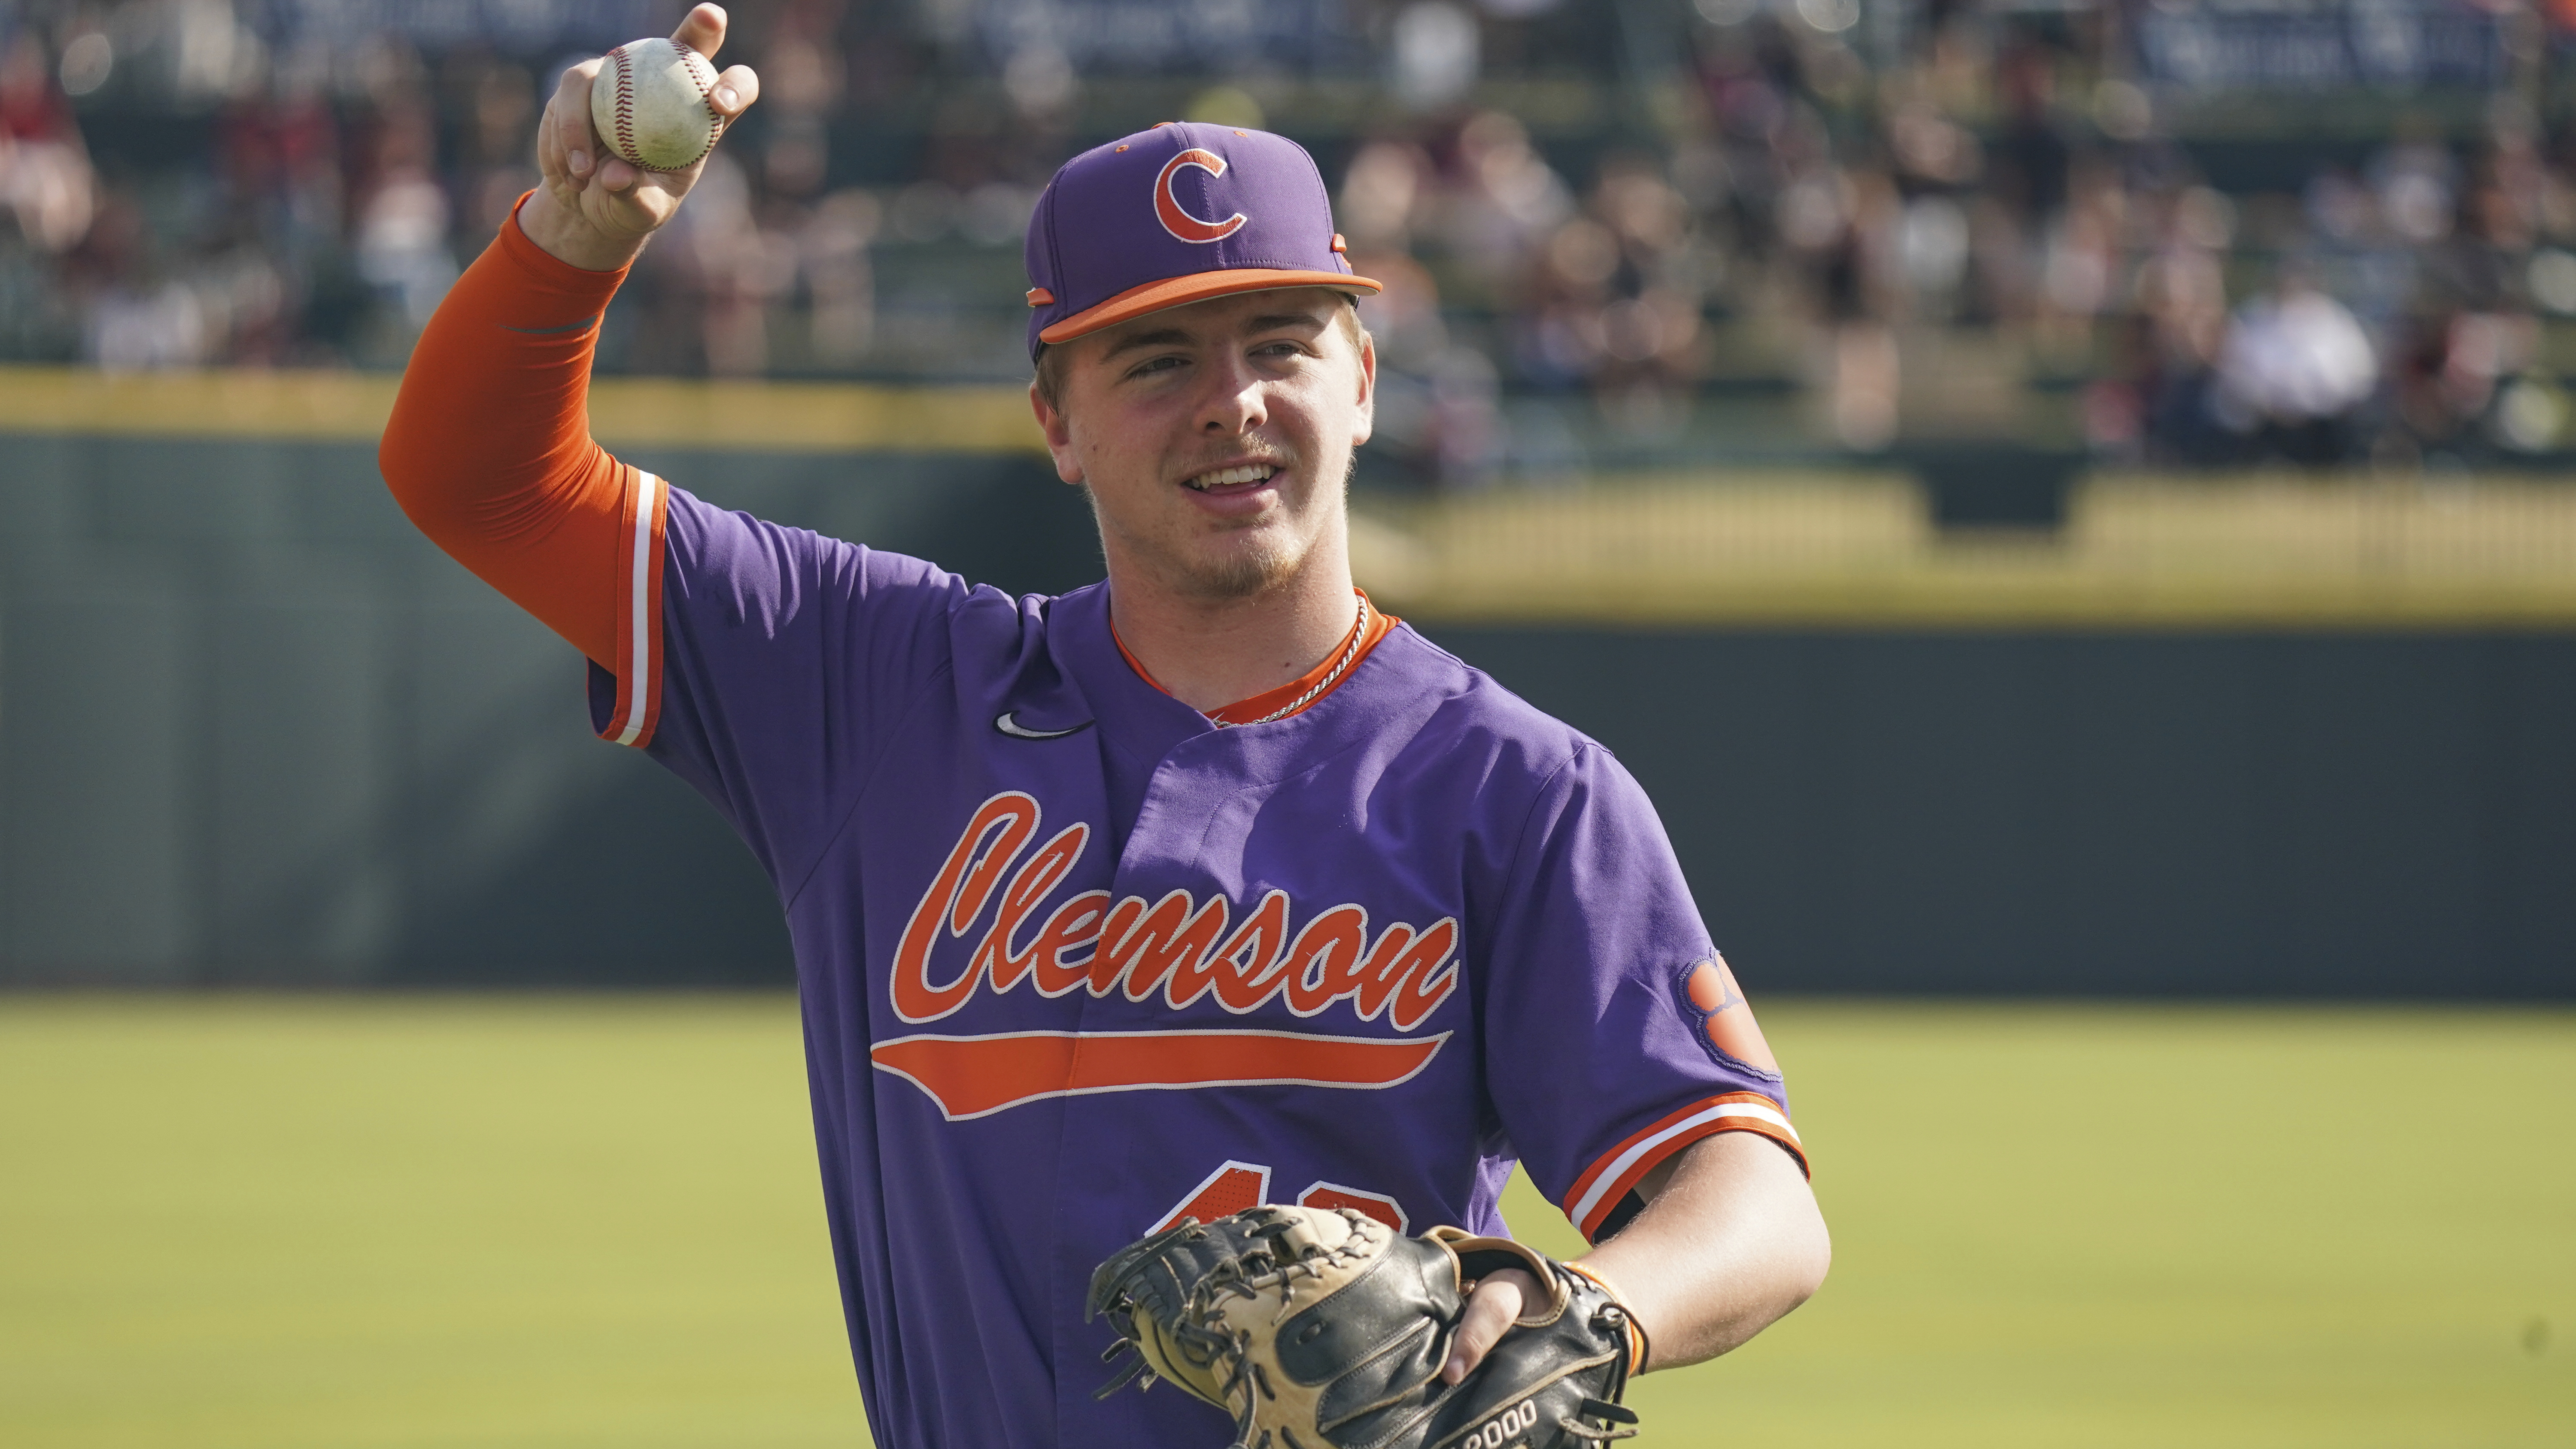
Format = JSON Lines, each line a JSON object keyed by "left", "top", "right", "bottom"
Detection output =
{"left": 892, "top": 792, "right": 1461, "bottom": 1030}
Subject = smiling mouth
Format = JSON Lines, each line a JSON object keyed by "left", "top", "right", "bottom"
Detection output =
{"left": 1183, "top": 463, "right": 1279, "bottom": 492}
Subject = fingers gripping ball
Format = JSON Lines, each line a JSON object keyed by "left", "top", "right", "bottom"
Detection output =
{"left": 591, "top": 37, "right": 724, "bottom": 172}
{"left": 1088, "top": 1204, "right": 1642, "bottom": 1449}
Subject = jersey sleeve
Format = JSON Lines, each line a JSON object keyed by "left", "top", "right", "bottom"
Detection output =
{"left": 383, "top": 195, "right": 971, "bottom": 890}
{"left": 1479, "top": 744, "right": 1807, "bottom": 1246}
{"left": 591, "top": 486, "right": 972, "bottom": 887}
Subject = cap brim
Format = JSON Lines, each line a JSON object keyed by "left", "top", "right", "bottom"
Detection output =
{"left": 1038, "top": 268, "right": 1384, "bottom": 346}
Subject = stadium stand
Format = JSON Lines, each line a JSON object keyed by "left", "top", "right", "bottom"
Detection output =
{"left": 7, "top": 0, "right": 2576, "bottom": 484}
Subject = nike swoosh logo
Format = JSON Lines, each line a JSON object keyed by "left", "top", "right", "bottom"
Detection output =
{"left": 994, "top": 711, "right": 1091, "bottom": 740}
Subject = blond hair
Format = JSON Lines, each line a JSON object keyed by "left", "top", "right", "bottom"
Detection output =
{"left": 1032, "top": 295, "right": 1367, "bottom": 413}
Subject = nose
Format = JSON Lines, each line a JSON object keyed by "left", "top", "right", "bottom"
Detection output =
{"left": 1194, "top": 350, "right": 1268, "bottom": 437}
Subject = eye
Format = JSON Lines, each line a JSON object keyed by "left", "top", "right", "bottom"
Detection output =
{"left": 1124, "top": 354, "right": 1186, "bottom": 381}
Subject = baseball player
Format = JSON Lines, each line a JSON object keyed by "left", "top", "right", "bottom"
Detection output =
{"left": 380, "top": 8, "right": 1828, "bottom": 1446}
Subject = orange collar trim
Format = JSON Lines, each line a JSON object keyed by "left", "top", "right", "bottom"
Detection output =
{"left": 1114, "top": 591, "right": 1399, "bottom": 726}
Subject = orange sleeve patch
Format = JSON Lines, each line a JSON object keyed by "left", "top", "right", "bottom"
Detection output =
{"left": 1681, "top": 957, "right": 1780, "bottom": 1076}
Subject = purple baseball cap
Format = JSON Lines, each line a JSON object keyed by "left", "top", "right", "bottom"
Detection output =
{"left": 1023, "top": 122, "right": 1381, "bottom": 360}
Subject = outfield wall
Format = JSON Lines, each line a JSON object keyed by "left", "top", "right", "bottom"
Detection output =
{"left": 0, "top": 434, "right": 1091, "bottom": 988}
{"left": 3, "top": 420, "right": 2570, "bottom": 996}
{"left": 1448, "top": 628, "right": 2576, "bottom": 999}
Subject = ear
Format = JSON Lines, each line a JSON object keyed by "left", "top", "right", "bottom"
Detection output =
{"left": 1349, "top": 323, "right": 1377, "bottom": 450}
{"left": 1029, "top": 378, "right": 1085, "bottom": 486}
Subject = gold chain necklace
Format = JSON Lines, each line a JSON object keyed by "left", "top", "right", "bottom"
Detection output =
{"left": 1214, "top": 593, "right": 1373, "bottom": 729}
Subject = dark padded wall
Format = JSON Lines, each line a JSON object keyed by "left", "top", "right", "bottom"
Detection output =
{"left": 0, "top": 436, "right": 1092, "bottom": 987}
{"left": 1425, "top": 629, "right": 2576, "bottom": 999}
{"left": 4, "top": 434, "right": 2569, "bottom": 996}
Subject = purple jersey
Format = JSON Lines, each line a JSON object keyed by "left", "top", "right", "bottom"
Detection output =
{"left": 586, "top": 479, "right": 1803, "bottom": 1449}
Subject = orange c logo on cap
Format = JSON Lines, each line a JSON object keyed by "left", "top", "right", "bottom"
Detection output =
{"left": 1154, "top": 149, "right": 1247, "bottom": 243}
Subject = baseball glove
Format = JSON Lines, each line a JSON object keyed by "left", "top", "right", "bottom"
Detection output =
{"left": 1087, "top": 1203, "right": 1641, "bottom": 1449}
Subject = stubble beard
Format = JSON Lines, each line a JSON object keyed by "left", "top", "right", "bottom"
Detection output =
{"left": 1094, "top": 447, "right": 1352, "bottom": 603}
{"left": 1098, "top": 496, "right": 1304, "bottom": 601}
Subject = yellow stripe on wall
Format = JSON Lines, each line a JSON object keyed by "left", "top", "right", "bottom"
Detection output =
{"left": 0, "top": 365, "right": 1045, "bottom": 454}
{"left": 1353, "top": 473, "right": 2576, "bottom": 629}
{"left": 12, "top": 364, "right": 2576, "bottom": 627}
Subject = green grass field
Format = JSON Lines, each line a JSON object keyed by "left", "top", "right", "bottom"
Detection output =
{"left": 3, "top": 998, "right": 2567, "bottom": 1448}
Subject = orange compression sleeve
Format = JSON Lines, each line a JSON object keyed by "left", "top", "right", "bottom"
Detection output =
{"left": 380, "top": 194, "right": 633, "bottom": 669}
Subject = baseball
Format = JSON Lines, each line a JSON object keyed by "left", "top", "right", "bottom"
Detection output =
{"left": 591, "top": 37, "right": 724, "bottom": 173}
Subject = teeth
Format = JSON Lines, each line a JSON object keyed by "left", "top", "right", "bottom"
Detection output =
{"left": 1186, "top": 464, "right": 1277, "bottom": 491}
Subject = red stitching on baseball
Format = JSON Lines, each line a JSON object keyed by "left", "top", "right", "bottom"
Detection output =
{"left": 614, "top": 47, "right": 638, "bottom": 167}
{"left": 673, "top": 40, "right": 725, "bottom": 158}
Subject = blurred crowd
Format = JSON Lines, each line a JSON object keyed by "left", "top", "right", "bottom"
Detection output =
{"left": 1340, "top": 2, "right": 2576, "bottom": 480}
{"left": 9, "top": 0, "right": 2576, "bottom": 481}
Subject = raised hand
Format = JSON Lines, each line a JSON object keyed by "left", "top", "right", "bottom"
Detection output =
{"left": 519, "top": 3, "right": 761, "bottom": 271}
